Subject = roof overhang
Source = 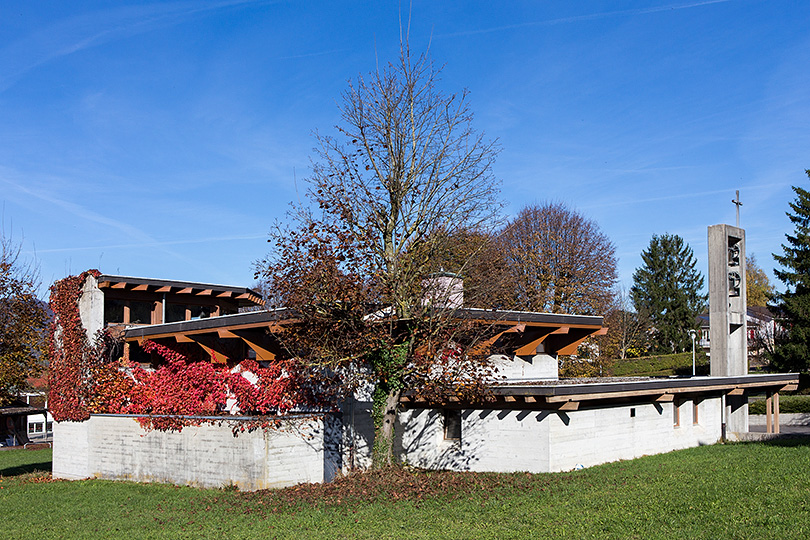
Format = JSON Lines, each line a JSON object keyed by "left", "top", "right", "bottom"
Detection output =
{"left": 401, "top": 373, "right": 800, "bottom": 410}
{"left": 123, "top": 306, "right": 605, "bottom": 360}
{"left": 95, "top": 274, "right": 264, "bottom": 307}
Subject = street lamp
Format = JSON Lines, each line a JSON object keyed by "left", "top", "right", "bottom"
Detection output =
{"left": 688, "top": 329, "right": 697, "bottom": 376}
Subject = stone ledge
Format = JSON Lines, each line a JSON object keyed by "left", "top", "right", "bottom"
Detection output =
{"left": 749, "top": 412, "right": 810, "bottom": 426}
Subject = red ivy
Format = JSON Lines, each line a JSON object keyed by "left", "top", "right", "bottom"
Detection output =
{"left": 48, "top": 269, "right": 101, "bottom": 421}
{"left": 49, "top": 271, "right": 330, "bottom": 432}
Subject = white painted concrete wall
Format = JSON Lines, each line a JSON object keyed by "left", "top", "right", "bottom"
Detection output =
{"left": 396, "top": 397, "right": 723, "bottom": 473}
{"left": 53, "top": 415, "right": 336, "bottom": 490}
{"left": 78, "top": 274, "right": 104, "bottom": 340}
{"left": 490, "top": 354, "right": 558, "bottom": 381}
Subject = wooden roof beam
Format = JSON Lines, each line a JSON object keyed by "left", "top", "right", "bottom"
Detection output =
{"left": 469, "top": 324, "right": 525, "bottom": 355}
{"left": 132, "top": 284, "right": 150, "bottom": 292}
{"left": 155, "top": 286, "right": 173, "bottom": 293}
{"left": 231, "top": 328, "right": 286, "bottom": 361}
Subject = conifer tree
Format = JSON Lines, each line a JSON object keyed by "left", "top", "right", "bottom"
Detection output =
{"left": 770, "top": 170, "right": 810, "bottom": 372}
{"left": 631, "top": 234, "right": 706, "bottom": 354}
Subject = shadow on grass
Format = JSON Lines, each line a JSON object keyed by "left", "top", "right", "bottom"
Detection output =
{"left": 0, "top": 461, "right": 52, "bottom": 477}
{"left": 755, "top": 435, "right": 810, "bottom": 448}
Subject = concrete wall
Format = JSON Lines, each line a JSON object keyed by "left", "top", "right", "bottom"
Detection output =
{"left": 396, "top": 397, "right": 722, "bottom": 473}
{"left": 749, "top": 412, "right": 810, "bottom": 427}
{"left": 491, "top": 353, "right": 558, "bottom": 381}
{"left": 53, "top": 414, "right": 340, "bottom": 490}
{"left": 78, "top": 274, "right": 105, "bottom": 340}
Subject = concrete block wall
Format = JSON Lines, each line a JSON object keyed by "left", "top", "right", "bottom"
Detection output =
{"left": 490, "top": 354, "right": 559, "bottom": 381}
{"left": 547, "top": 398, "right": 722, "bottom": 471}
{"left": 396, "top": 408, "right": 553, "bottom": 473}
{"left": 53, "top": 415, "right": 337, "bottom": 490}
{"left": 396, "top": 397, "right": 723, "bottom": 474}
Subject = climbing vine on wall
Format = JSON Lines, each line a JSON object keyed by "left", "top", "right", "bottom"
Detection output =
{"left": 48, "top": 269, "right": 101, "bottom": 422}
{"left": 48, "top": 271, "right": 330, "bottom": 431}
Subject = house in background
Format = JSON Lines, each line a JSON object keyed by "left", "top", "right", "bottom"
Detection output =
{"left": 1, "top": 398, "right": 48, "bottom": 447}
{"left": 697, "top": 306, "right": 778, "bottom": 361}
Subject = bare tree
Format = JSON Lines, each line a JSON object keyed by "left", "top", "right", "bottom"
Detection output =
{"left": 257, "top": 45, "right": 502, "bottom": 466}
{"left": 600, "top": 287, "right": 651, "bottom": 360}
{"left": 495, "top": 202, "right": 617, "bottom": 315}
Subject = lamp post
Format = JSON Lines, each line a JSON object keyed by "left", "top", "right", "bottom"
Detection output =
{"left": 688, "top": 329, "right": 697, "bottom": 376}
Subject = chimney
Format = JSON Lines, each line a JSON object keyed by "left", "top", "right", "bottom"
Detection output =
{"left": 422, "top": 270, "right": 464, "bottom": 309}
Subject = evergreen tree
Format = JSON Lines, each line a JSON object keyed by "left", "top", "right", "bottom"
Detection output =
{"left": 770, "top": 170, "right": 810, "bottom": 372}
{"left": 631, "top": 234, "right": 706, "bottom": 354}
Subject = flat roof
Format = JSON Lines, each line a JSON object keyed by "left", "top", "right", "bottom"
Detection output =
{"left": 401, "top": 373, "right": 800, "bottom": 409}
{"left": 96, "top": 274, "right": 263, "bottom": 306}
{"left": 454, "top": 307, "right": 603, "bottom": 327}
{"left": 124, "top": 308, "right": 294, "bottom": 340}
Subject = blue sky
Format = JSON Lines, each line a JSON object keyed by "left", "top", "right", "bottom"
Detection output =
{"left": 1, "top": 0, "right": 808, "bottom": 299}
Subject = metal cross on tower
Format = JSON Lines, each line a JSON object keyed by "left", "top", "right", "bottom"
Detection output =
{"left": 732, "top": 190, "right": 742, "bottom": 227}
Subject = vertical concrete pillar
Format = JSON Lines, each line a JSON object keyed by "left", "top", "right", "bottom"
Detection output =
{"left": 708, "top": 224, "right": 748, "bottom": 433}
{"left": 78, "top": 274, "right": 105, "bottom": 340}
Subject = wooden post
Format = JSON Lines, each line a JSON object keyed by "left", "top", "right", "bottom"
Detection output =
{"left": 774, "top": 392, "right": 780, "bottom": 434}
{"left": 765, "top": 392, "right": 773, "bottom": 434}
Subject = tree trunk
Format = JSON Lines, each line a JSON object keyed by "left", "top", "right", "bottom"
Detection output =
{"left": 372, "top": 387, "right": 401, "bottom": 467}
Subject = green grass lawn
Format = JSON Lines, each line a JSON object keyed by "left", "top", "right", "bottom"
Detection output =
{"left": 611, "top": 352, "right": 710, "bottom": 377}
{"left": 2, "top": 441, "right": 810, "bottom": 539}
{"left": 750, "top": 394, "right": 810, "bottom": 414}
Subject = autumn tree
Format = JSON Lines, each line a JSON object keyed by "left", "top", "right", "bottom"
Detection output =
{"left": 770, "top": 170, "right": 810, "bottom": 372}
{"left": 746, "top": 254, "right": 775, "bottom": 307}
{"left": 600, "top": 288, "right": 650, "bottom": 360}
{"left": 0, "top": 231, "right": 48, "bottom": 404}
{"left": 631, "top": 234, "right": 706, "bottom": 354}
{"left": 257, "top": 46, "right": 502, "bottom": 466}
{"left": 494, "top": 202, "right": 617, "bottom": 315}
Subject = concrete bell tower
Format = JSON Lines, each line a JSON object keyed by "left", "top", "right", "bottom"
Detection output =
{"left": 708, "top": 224, "right": 748, "bottom": 433}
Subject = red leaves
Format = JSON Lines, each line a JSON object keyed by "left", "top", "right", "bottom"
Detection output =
{"left": 49, "top": 273, "right": 319, "bottom": 431}
{"left": 48, "top": 270, "right": 101, "bottom": 422}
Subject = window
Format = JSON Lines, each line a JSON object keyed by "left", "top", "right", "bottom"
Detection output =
{"left": 443, "top": 409, "right": 461, "bottom": 440}
{"left": 189, "top": 305, "right": 212, "bottom": 320}
{"left": 673, "top": 401, "right": 682, "bottom": 427}
{"left": 693, "top": 400, "right": 700, "bottom": 425}
{"left": 129, "top": 301, "right": 153, "bottom": 324}
{"left": 104, "top": 298, "right": 125, "bottom": 324}
{"left": 28, "top": 422, "right": 44, "bottom": 434}
{"left": 46, "top": 422, "right": 53, "bottom": 433}
{"left": 165, "top": 303, "right": 187, "bottom": 323}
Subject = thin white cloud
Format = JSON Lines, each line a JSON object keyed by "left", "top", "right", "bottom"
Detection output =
{"left": 580, "top": 181, "right": 793, "bottom": 210}
{"left": 30, "top": 233, "right": 268, "bottom": 254}
{"left": 437, "top": 0, "right": 736, "bottom": 38}
{"left": 0, "top": 0, "right": 280, "bottom": 93}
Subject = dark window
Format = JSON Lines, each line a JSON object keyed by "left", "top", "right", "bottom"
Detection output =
{"left": 129, "top": 301, "right": 153, "bottom": 324}
{"left": 443, "top": 409, "right": 461, "bottom": 440}
{"left": 165, "top": 303, "right": 187, "bottom": 323}
{"left": 104, "top": 298, "right": 125, "bottom": 324}
{"left": 189, "top": 305, "right": 211, "bottom": 320}
{"left": 130, "top": 342, "right": 153, "bottom": 367}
